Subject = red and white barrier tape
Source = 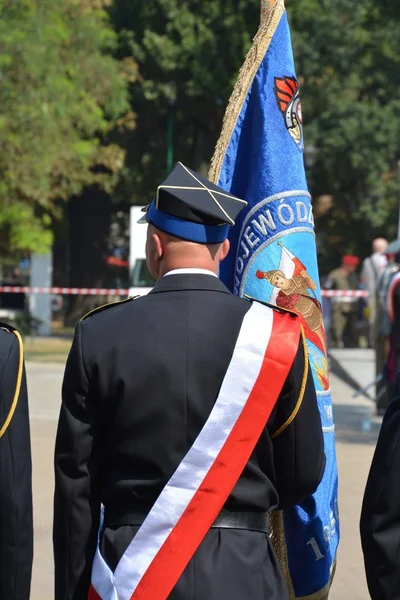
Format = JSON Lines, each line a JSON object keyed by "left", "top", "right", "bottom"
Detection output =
{"left": 0, "top": 286, "right": 129, "bottom": 296}
{"left": 322, "top": 290, "right": 368, "bottom": 298}
{"left": 0, "top": 286, "right": 369, "bottom": 298}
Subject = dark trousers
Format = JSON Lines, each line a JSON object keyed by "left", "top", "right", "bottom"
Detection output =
{"left": 101, "top": 526, "right": 290, "bottom": 600}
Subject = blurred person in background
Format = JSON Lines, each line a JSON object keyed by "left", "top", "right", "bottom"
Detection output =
{"left": 0, "top": 323, "right": 33, "bottom": 600}
{"left": 361, "top": 238, "right": 388, "bottom": 347}
{"left": 384, "top": 250, "right": 400, "bottom": 403}
{"left": 375, "top": 246, "right": 399, "bottom": 413}
{"left": 324, "top": 255, "right": 360, "bottom": 348}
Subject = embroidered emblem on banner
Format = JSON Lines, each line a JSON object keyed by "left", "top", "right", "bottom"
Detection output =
{"left": 232, "top": 192, "right": 329, "bottom": 394}
{"left": 256, "top": 241, "right": 326, "bottom": 359}
{"left": 274, "top": 76, "right": 304, "bottom": 151}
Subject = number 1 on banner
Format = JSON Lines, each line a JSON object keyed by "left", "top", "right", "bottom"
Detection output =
{"left": 307, "top": 537, "right": 324, "bottom": 561}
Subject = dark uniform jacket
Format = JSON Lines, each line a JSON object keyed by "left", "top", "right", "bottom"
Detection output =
{"left": 54, "top": 274, "right": 325, "bottom": 600}
{"left": 0, "top": 326, "right": 33, "bottom": 599}
{"left": 389, "top": 277, "right": 400, "bottom": 383}
{"left": 360, "top": 375, "right": 400, "bottom": 600}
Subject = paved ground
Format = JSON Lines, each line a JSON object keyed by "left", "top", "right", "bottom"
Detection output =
{"left": 328, "top": 350, "right": 380, "bottom": 600}
{"left": 28, "top": 350, "right": 379, "bottom": 599}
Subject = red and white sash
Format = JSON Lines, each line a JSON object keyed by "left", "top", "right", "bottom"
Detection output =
{"left": 89, "top": 301, "right": 300, "bottom": 600}
{"left": 387, "top": 271, "right": 400, "bottom": 323}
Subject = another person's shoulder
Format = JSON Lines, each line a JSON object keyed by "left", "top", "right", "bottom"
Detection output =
{"left": 0, "top": 323, "right": 18, "bottom": 354}
{"left": 0, "top": 325, "right": 21, "bottom": 382}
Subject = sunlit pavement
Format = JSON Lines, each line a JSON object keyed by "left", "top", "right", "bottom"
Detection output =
{"left": 328, "top": 349, "right": 379, "bottom": 600}
{"left": 28, "top": 351, "right": 379, "bottom": 599}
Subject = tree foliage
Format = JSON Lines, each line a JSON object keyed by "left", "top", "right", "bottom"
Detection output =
{"left": 4, "top": 0, "right": 400, "bottom": 274}
{"left": 288, "top": 0, "right": 400, "bottom": 268}
{"left": 109, "top": 0, "right": 400, "bottom": 273}
{"left": 109, "top": 0, "right": 260, "bottom": 205}
{"left": 0, "top": 0, "right": 129, "bottom": 255}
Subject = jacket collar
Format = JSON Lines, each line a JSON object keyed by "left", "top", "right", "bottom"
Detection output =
{"left": 149, "top": 273, "right": 231, "bottom": 295}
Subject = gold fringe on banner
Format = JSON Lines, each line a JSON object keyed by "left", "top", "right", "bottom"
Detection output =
{"left": 208, "top": 0, "right": 285, "bottom": 184}
{"left": 271, "top": 512, "right": 336, "bottom": 600}
{"left": 270, "top": 512, "right": 296, "bottom": 600}
{"left": 261, "top": 0, "right": 278, "bottom": 25}
{"left": 209, "top": 1, "right": 336, "bottom": 598}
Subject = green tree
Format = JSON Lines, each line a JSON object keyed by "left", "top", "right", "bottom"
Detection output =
{"left": 109, "top": 0, "right": 260, "bottom": 205}
{"left": 288, "top": 0, "right": 400, "bottom": 269}
{"left": 0, "top": 0, "right": 129, "bottom": 256}
{"left": 110, "top": 0, "right": 400, "bottom": 273}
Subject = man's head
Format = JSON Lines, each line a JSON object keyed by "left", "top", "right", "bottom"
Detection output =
{"left": 341, "top": 255, "right": 359, "bottom": 274}
{"left": 145, "top": 224, "right": 230, "bottom": 280}
{"left": 139, "top": 162, "right": 247, "bottom": 278}
{"left": 372, "top": 238, "right": 388, "bottom": 255}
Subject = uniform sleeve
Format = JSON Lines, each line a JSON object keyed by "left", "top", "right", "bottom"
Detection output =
{"left": 360, "top": 258, "right": 370, "bottom": 286}
{"left": 0, "top": 334, "right": 33, "bottom": 600}
{"left": 323, "top": 273, "right": 334, "bottom": 290}
{"left": 53, "top": 322, "right": 101, "bottom": 600}
{"left": 269, "top": 336, "right": 325, "bottom": 509}
{"left": 360, "top": 380, "right": 400, "bottom": 600}
{"left": 393, "top": 284, "right": 400, "bottom": 348}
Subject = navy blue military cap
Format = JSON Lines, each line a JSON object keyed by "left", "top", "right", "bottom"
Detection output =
{"left": 138, "top": 162, "right": 247, "bottom": 244}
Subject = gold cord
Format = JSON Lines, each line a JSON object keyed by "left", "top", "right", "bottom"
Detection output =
{"left": 272, "top": 325, "right": 308, "bottom": 439}
{"left": 208, "top": 0, "right": 285, "bottom": 184}
{"left": 0, "top": 330, "right": 24, "bottom": 438}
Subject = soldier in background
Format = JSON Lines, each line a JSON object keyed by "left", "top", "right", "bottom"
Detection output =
{"left": 383, "top": 251, "right": 400, "bottom": 404}
{"left": 361, "top": 238, "right": 388, "bottom": 347}
{"left": 0, "top": 324, "right": 33, "bottom": 600}
{"left": 375, "top": 247, "right": 399, "bottom": 413}
{"left": 324, "top": 255, "right": 360, "bottom": 348}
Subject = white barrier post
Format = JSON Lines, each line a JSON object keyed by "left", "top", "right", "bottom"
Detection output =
{"left": 29, "top": 254, "right": 53, "bottom": 336}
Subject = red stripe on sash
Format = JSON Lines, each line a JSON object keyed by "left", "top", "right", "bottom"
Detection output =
{"left": 389, "top": 274, "right": 400, "bottom": 323}
{"left": 130, "top": 311, "right": 300, "bottom": 600}
{"left": 88, "top": 584, "right": 102, "bottom": 600}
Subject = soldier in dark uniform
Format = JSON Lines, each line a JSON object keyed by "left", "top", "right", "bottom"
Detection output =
{"left": 384, "top": 252, "right": 400, "bottom": 401}
{"left": 53, "top": 163, "right": 325, "bottom": 600}
{"left": 360, "top": 373, "right": 400, "bottom": 599}
{"left": 0, "top": 324, "right": 33, "bottom": 599}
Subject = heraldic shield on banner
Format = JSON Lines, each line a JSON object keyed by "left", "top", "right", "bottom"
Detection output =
{"left": 209, "top": 0, "right": 339, "bottom": 598}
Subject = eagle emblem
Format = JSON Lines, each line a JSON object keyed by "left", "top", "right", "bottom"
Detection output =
{"left": 274, "top": 76, "right": 304, "bottom": 151}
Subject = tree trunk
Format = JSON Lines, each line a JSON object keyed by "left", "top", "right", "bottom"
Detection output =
{"left": 52, "top": 204, "right": 70, "bottom": 287}
{"left": 65, "top": 186, "right": 112, "bottom": 325}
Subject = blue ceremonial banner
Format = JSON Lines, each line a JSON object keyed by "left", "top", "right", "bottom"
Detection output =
{"left": 209, "top": 1, "right": 339, "bottom": 598}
